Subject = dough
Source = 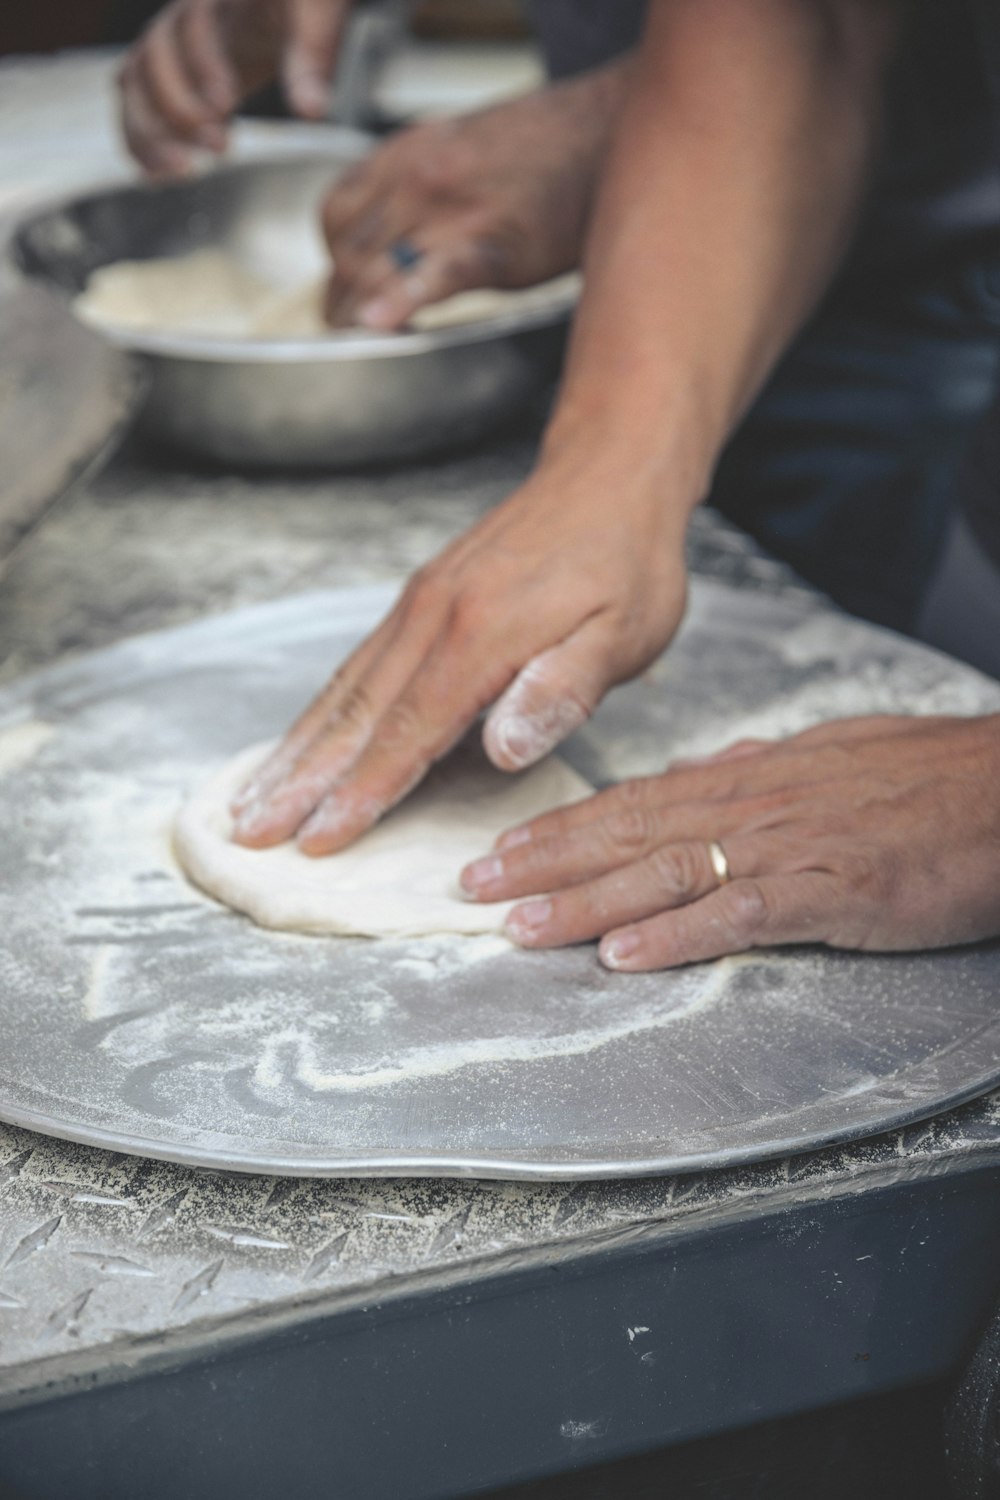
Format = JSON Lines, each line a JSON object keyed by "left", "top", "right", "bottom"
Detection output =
{"left": 74, "top": 248, "right": 578, "bottom": 340}
{"left": 75, "top": 250, "right": 290, "bottom": 338}
{"left": 173, "top": 739, "right": 593, "bottom": 938}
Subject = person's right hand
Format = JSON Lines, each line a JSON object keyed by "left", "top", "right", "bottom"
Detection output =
{"left": 229, "top": 438, "right": 691, "bottom": 856}
{"left": 119, "top": 0, "right": 353, "bottom": 177}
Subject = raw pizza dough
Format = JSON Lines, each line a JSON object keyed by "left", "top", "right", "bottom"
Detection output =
{"left": 173, "top": 739, "right": 593, "bottom": 939}
{"left": 74, "top": 248, "right": 578, "bottom": 340}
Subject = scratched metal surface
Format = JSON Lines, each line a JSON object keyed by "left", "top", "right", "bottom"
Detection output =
{"left": 2, "top": 1098, "right": 1000, "bottom": 1405}
{"left": 1, "top": 579, "right": 999, "bottom": 1182}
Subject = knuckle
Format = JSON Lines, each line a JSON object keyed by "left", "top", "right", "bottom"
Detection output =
{"left": 720, "top": 880, "right": 772, "bottom": 941}
{"left": 376, "top": 700, "right": 424, "bottom": 752}
{"left": 414, "top": 140, "right": 468, "bottom": 195}
{"left": 400, "top": 567, "right": 433, "bottom": 610}
{"left": 525, "top": 831, "right": 568, "bottom": 874}
{"left": 403, "top": 565, "right": 451, "bottom": 616}
{"left": 838, "top": 843, "right": 892, "bottom": 901}
{"left": 438, "top": 244, "right": 488, "bottom": 294}
{"left": 604, "top": 806, "right": 655, "bottom": 856}
{"left": 447, "top": 592, "right": 488, "bottom": 645}
{"left": 333, "top": 683, "right": 374, "bottom": 737}
{"left": 740, "top": 790, "right": 796, "bottom": 831}
{"left": 614, "top": 777, "right": 658, "bottom": 811}
{"left": 646, "top": 842, "right": 701, "bottom": 898}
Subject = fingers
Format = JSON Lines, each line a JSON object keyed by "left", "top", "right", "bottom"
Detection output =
{"left": 119, "top": 6, "right": 231, "bottom": 174}
{"left": 599, "top": 872, "right": 837, "bottom": 971}
{"left": 282, "top": 0, "right": 351, "bottom": 118}
{"left": 176, "top": 0, "right": 238, "bottom": 114}
{"left": 482, "top": 617, "right": 614, "bottom": 773}
{"left": 495, "top": 774, "right": 687, "bottom": 854}
{"left": 492, "top": 724, "right": 901, "bottom": 854}
{"left": 231, "top": 584, "right": 449, "bottom": 848}
{"left": 462, "top": 797, "right": 728, "bottom": 903}
{"left": 504, "top": 836, "right": 757, "bottom": 949}
{"left": 326, "top": 238, "right": 419, "bottom": 328}
{"left": 290, "top": 583, "right": 606, "bottom": 855}
{"left": 351, "top": 229, "right": 499, "bottom": 330}
{"left": 119, "top": 77, "right": 192, "bottom": 176}
{"left": 669, "top": 736, "right": 772, "bottom": 770}
{"left": 292, "top": 625, "right": 524, "bottom": 856}
{"left": 228, "top": 607, "right": 396, "bottom": 823}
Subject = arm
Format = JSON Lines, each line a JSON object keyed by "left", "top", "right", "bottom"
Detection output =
{"left": 233, "top": 0, "right": 903, "bottom": 855}
{"left": 545, "top": 0, "right": 899, "bottom": 511}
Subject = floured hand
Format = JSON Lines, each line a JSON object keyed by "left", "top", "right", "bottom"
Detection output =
{"left": 229, "top": 447, "right": 689, "bottom": 857}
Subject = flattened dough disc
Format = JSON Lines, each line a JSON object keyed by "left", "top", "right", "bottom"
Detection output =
{"left": 174, "top": 739, "right": 592, "bottom": 938}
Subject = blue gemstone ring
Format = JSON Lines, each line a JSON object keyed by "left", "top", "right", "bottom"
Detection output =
{"left": 388, "top": 238, "right": 424, "bottom": 272}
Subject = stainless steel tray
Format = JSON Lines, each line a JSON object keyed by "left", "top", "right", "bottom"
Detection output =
{"left": 2, "top": 580, "right": 999, "bottom": 1179}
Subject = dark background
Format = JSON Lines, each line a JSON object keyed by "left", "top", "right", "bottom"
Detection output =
{"left": 0, "top": 2, "right": 162, "bottom": 56}
{"left": 0, "top": 0, "right": 532, "bottom": 58}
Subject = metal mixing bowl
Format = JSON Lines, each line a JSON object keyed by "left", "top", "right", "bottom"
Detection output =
{"left": 12, "top": 139, "right": 577, "bottom": 468}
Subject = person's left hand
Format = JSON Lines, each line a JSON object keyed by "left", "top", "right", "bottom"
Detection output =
{"left": 458, "top": 713, "right": 1000, "bottom": 970}
{"left": 319, "top": 62, "right": 625, "bottom": 330}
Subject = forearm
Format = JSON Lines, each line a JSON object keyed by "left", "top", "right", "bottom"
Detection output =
{"left": 544, "top": 0, "right": 901, "bottom": 509}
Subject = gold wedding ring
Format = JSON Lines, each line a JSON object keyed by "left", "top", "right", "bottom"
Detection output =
{"left": 708, "top": 840, "right": 731, "bottom": 887}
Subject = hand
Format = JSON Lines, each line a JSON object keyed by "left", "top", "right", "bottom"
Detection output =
{"left": 457, "top": 714, "right": 1000, "bottom": 970}
{"left": 229, "top": 447, "right": 690, "bottom": 855}
{"left": 119, "top": 0, "right": 352, "bottom": 176}
{"left": 321, "top": 60, "right": 627, "bottom": 329}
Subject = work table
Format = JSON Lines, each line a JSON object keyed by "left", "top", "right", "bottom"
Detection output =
{"left": 2, "top": 49, "right": 1000, "bottom": 1500}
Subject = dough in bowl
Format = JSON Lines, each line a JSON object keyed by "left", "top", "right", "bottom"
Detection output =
{"left": 74, "top": 248, "right": 578, "bottom": 340}
{"left": 173, "top": 739, "right": 593, "bottom": 939}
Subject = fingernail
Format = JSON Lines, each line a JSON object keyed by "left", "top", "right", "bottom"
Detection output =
{"left": 289, "top": 74, "right": 330, "bottom": 118}
{"left": 231, "top": 779, "right": 262, "bottom": 816}
{"left": 358, "top": 298, "right": 396, "bottom": 330}
{"left": 505, "top": 899, "right": 552, "bottom": 941}
{"left": 495, "top": 826, "right": 532, "bottom": 852}
{"left": 492, "top": 716, "right": 541, "bottom": 769}
{"left": 233, "top": 798, "right": 271, "bottom": 839}
{"left": 297, "top": 793, "right": 384, "bottom": 853}
{"left": 460, "top": 855, "right": 504, "bottom": 895}
{"left": 602, "top": 932, "right": 641, "bottom": 969}
{"left": 298, "top": 799, "right": 342, "bottom": 842}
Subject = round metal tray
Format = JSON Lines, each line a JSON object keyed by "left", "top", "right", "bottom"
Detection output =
{"left": 2, "top": 580, "right": 999, "bottom": 1179}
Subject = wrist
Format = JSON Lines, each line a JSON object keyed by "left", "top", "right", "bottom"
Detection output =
{"left": 525, "top": 439, "right": 699, "bottom": 560}
{"left": 539, "top": 384, "right": 714, "bottom": 528}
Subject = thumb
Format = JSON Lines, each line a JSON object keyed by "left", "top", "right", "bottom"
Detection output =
{"left": 281, "top": 0, "right": 351, "bottom": 118}
{"left": 483, "top": 617, "right": 617, "bottom": 773}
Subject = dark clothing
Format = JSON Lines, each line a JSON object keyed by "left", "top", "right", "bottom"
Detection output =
{"left": 526, "top": 0, "right": 645, "bottom": 80}
{"left": 712, "top": 241, "right": 1000, "bottom": 629}
{"left": 919, "top": 508, "right": 1000, "bottom": 678}
{"left": 959, "top": 389, "right": 1000, "bottom": 569}
{"left": 529, "top": 0, "right": 1000, "bottom": 631}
